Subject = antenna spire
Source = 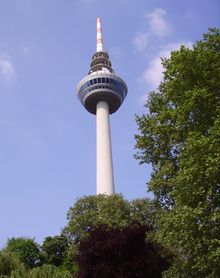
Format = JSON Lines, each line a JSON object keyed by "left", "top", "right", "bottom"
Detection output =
{"left": 97, "top": 17, "right": 103, "bottom": 52}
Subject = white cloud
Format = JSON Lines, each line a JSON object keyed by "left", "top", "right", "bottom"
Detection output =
{"left": 142, "top": 56, "right": 162, "bottom": 89}
{"left": 0, "top": 54, "right": 16, "bottom": 81}
{"left": 133, "top": 32, "right": 148, "bottom": 52}
{"left": 141, "top": 41, "right": 192, "bottom": 89}
{"left": 146, "top": 8, "right": 171, "bottom": 36}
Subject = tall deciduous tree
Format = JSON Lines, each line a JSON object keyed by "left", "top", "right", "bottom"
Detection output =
{"left": 135, "top": 28, "right": 220, "bottom": 276}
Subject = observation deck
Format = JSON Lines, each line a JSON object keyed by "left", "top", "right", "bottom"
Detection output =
{"left": 77, "top": 69, "right": 127, "bottom": 115}
{"left": 76, "top": 17, "right": 127, "bottom": 115}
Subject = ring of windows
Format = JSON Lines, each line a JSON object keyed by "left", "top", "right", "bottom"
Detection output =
{"left": 79, "top": 77, "right": 126, "bottom": 100}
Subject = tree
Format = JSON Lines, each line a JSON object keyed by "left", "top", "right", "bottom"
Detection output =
{"left": 41, "top": 235, "right": 69, "bottom": 267}
{"left": 6, "top": 237, "right": 43, "bottom": 269}
{"left": 0, "top": 250, "right": 23, "bottom": 277}
{"left": 135, "top": 28, "right": 220, "bottom": 276}
{"left": 63, "top": 194, "right": 156, "bottom": 273}
{"left": 63, "top": 194, "right": 153, "bottom": 242}
{"left": 76, "top": 223, "right": 171, "bottom": 278}
{"left": 10, "top": 264, "right": 72, "bottom": 278}
{"left": 28, "top": 264, "right": 72, "bottom": 278}
{"left": 130, "top": 198, "right": 157, "bottom": 228}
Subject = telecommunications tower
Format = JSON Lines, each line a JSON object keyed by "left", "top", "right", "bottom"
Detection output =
{"left": 77, "top": 17, "right": 127, "bottom": 195}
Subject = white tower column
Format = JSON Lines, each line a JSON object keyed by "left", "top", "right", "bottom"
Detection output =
{"left": 96, "top": 100, "right": 115, "bottom": 195}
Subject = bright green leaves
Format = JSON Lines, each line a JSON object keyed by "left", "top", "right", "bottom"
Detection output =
{"left": 64, "top": 194, "right": 131, "bottom": 242}
{"left": 6, "top": 238, "right": 42, "bottom": 269}
{"left": 0, "top": 250, "right": 24, "bottom": 277}
{"left": 41, "top": 236, "right": 69, "bottom": 267}
{"left": 63, "top": 194, "right": 154, "bottom": 242}
{"left": 135, "top": 28, "right": 220, "bottom": 276}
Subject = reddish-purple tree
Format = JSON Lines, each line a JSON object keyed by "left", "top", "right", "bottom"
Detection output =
{"left": 76, "top": 224, "right": 171, "bottom": 278}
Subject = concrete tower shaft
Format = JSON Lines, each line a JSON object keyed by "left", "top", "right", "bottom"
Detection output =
{"left": 96, "top": 101, "right": 114, "bottom": 194}
{"left": 76, "top": 18, "right": 127, "bottom": 195}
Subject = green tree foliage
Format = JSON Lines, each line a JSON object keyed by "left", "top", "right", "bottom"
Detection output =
{"left": 63, "top": 194, "right": 156, "bottom": 273}
{"left": 63, "top": 194, "right": 153, "bottom": 242}
{"left": 0, "top": 250, "right": 23, "bottom": 277}
{"left": 41, "top": 235, "right": 69, "bottom": 267}
{"left": 10, "top": 264, "right": 72, "bottom": 278}
{"left": 6, "top": 237, "right": 42, "bottom": 269}
{"left": 135, "top": 28, "right": 220, "bottom": 276}
{"left": 130, "top": 197, "right": 157, "bottom": 228}
{"left": 76, "top": 223, "right": 171, "bottom": 278}
{"left": 29, "top": 264, "right": 72, "bottom": 278}
{"left": 0, "top": 196, "right": 155, "bottom": 277}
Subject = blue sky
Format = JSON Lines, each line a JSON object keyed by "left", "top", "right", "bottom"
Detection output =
{"left": 0, "top": 0, "right": 219, "bottom": 247}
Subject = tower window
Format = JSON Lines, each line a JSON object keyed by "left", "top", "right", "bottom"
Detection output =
{"left": 98, "top": 78, "right": 101, "bottom": 83}
{"left": 102, "top": 78, "right": 105, "bottom": 83}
